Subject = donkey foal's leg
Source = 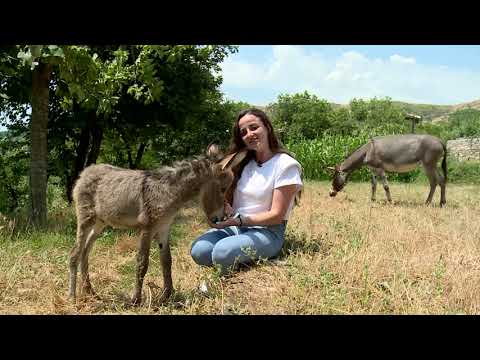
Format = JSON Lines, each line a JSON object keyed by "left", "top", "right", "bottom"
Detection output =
{"left": 157, "top": 233, "right": 173, "bottom": 303}
{"left": 69, "top": 219, "right": 95, "bottom": 300}
{"left": 132, "top": 230, "right": 153, "bottom": 306}
{"left": 80, "top": 222, "right": 104, "bottom": 297}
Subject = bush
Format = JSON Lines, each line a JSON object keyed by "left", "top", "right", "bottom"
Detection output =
{"left": 446, "top": 159, "right": 480, "bottom": 184}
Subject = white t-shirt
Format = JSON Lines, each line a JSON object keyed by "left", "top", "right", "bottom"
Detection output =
{"left": 232, "top": 153, "right": 303, "bottom": 221}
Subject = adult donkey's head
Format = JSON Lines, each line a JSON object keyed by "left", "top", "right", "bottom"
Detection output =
{"left": 201, "top": 144, "right": 248, "bottom": 226}
{"left": 327, "top": 165, "right": 348, "bottom": 197}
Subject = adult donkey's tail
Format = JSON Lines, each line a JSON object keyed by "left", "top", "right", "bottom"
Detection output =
{"left": 442, "top": 142, "right": 447, "bottom": 183}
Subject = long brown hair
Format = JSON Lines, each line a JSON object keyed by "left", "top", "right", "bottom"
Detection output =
{"left": 225, "top": 108, "right": 302, "bottom": 205}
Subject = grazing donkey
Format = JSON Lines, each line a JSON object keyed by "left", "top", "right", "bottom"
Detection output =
{"left": 328, "top": 134, "right": 447, "bottom": 207}
{"left": 69, "top": 144, "right": 247, "bottom": 305}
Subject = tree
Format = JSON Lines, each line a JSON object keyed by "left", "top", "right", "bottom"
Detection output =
{"left": 3, "top": 45, "right": 101, "bottom": 221}
{"left": 15, "top": 45, "right": 65, "bottom": 226}
{"left": 349, "top": 97, "right": 408, "bottom": 135}
{"left": 94, "top": 45, "right": 237, "bottom": 167}
{"left": 268, "top": 91, "right": 334, "bottom": 142}
{"left": 50, "top": 45, "right": 237, "bottom": 200}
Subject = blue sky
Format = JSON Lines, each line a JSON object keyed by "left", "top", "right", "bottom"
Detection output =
{"left": 219, "top": 45, "right": 480, "bottom": 106}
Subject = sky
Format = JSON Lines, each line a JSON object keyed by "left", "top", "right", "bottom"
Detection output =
{"left": 219, "top": 45, "right": 480, "bottom": 106}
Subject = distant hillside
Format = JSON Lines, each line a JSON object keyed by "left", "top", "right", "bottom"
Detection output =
{"left": 392, "top": 101, "right": 453, "bottom": 122}
{"left": 254, "top": 99, "right": 480, "bottom": 123}
{"left": 340, "top": 99, "right": 480, "bottom": 123}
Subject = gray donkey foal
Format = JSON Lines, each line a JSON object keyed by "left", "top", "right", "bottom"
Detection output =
{"left": 69, "top": 144, "right": 247, "bottom": 305}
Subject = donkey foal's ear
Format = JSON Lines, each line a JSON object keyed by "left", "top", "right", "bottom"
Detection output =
{"left": 220, "top": 149, "right": 248, "bottom": 171}
{"left": 206, "top": 143, "right": 223, "bottom": 161}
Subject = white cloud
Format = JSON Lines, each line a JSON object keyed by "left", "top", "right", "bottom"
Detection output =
{"left": 220, "top": 59, "right": 266, "bottom": 87}
{"left": 390, "top": 54, "right": 416, "bottom": 65}
{"left": 220, "top": 46, "right": 480, "bottom": 105}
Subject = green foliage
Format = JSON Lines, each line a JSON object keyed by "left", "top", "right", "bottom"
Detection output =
{"left": 0, "top": 131, "right": 29, "bottom": 215}
{"left": 349, "top": 97, "right": 408, "bottom": 133}
{"left": 16, "top": 45, "right": 65, "bottom": 70}
{"left": 413, "top": 158, "right": 480, "bottom": 184}
{"left": 98, "top": 45, "right": 238, "bottom": 168}
{"left": 446, "top": 159, "right": 480, "bottom": 184}
{"left": 269, "top": 93, "right": 409, "bottom": 143}
{"left": 101, "top": 99, "right": 250, "bottom": 168}
{"left": 392, "top": 101, "right": 452, "bottom": 122}
{"left": 269, "top": 92, "right": 334, "bottom": 141}
{"left": 415, "top": 121, "right": 451, "bottom": 142}
{"left": 446, "top": 109, "right": 480, "bottom": 138}
{"left": 415, "top": 109, "right": 480, "bottom": 142}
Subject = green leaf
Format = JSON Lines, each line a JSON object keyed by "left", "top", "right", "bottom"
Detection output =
{"left": 45, "top": 56, "right": 63, "bottom": 66}
{"left": 29, "top": 45, "right": 43, "bottom": 58}
{"left": 17, "top": 50, "right": 32, "bottom": 66}
{"left": 47, "top": 45, "right": 65, "bottom": 58}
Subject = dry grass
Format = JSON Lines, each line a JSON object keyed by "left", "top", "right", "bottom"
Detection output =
{"left": 1, "top": 181, "right": 479, "bottom": 314}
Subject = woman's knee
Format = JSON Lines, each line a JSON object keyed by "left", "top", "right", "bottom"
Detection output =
{"left": 190, "top": 241, "right": 214, "bottom": 266}
{"left": 212, "top": 241, "right": 253, "bottom": 268}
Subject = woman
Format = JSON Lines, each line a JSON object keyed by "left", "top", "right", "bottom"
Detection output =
{"left": 190, "top": 108, "right": 303, "bottom": 274}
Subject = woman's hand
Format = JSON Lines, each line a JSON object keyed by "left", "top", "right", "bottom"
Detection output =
{"left": 210, "top": 215, "right": 240, "bottom": 229}
{"left": 224, "top": 201, "right": 234, "bottom": 218}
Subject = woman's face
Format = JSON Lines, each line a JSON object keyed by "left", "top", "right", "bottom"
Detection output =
{"left": 238, "top": 114, "right": 270, "bottom": 152}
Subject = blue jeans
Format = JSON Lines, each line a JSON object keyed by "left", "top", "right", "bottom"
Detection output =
{"left": 190, "top": 223, "right": 286, "bottom": 274}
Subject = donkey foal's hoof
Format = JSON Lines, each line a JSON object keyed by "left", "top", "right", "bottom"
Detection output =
{"left": 130, "top": 296, "right": 143, "bottom": 307}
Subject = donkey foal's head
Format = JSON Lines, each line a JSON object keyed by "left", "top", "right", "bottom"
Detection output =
{"left": 200, "top": 144, "right": 247, "bottom": 226}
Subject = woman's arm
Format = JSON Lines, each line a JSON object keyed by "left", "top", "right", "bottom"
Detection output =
{"left": 211, "top": 184, "right": 299, "bottom": 228}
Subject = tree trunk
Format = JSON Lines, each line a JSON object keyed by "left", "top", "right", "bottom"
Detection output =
{"left": 85, "top": 118, "right": 103, "bottom": 167}
{"left": 30, "top": 62, "right": 52, "bottom": 227}
{"left": 118, "top": 128, "right": 134, "bottom": 169}
{"left": 66, "top": 111, "right": 104, "bottom": 203}
{"left": 66, "top": 123, "right": 90, "bottom": 203}
{"left": 133, "top": 143, "right": 147, "bottom": 169}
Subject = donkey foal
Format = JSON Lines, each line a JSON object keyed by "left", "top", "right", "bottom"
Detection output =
{"left": 68, "top": 144, "right": 246, "bottom": 306}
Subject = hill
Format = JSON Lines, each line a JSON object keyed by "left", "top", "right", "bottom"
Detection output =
{"left": 341, "top": 99, "right": 480, "bottom": 123}
{"left": 249, "top": 99, "right": 480, "bottom": 124}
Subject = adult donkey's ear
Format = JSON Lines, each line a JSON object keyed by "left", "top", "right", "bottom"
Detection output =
{"left": 219, "top": 148, "right": 249, "bottom": 171}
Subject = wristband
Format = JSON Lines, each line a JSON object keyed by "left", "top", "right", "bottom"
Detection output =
{"left": 233, "top": 212, "right": 243, "bottom": 226}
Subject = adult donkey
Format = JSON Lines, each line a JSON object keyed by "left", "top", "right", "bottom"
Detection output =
{"left": 328, "top": 134, "right": 447, "bottom": 207}
{"left": 69, "top": 144, "right": 247, "bottom": 306}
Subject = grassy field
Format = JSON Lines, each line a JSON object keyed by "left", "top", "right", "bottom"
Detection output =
{"left": 1, "top": 180, "right": 479, "bottom": 314}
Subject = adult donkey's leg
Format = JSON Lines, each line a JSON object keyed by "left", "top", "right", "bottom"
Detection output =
{"left": 375, "top": 169, "right": 392, "bottom": 203}
{"left": 370, "top": 173, "right": 378, "bottom": 202}
{"left": 437, "top": 168, "right": 446, "bottom": 207}
{"left": 79, "top": 222, "right": 105, "bottom": 297}
{"left": 132, "top": 228, "right": 153, "bottom": 306}
{"left": 423, "top": 165, "right": 438, "bottom": 205}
